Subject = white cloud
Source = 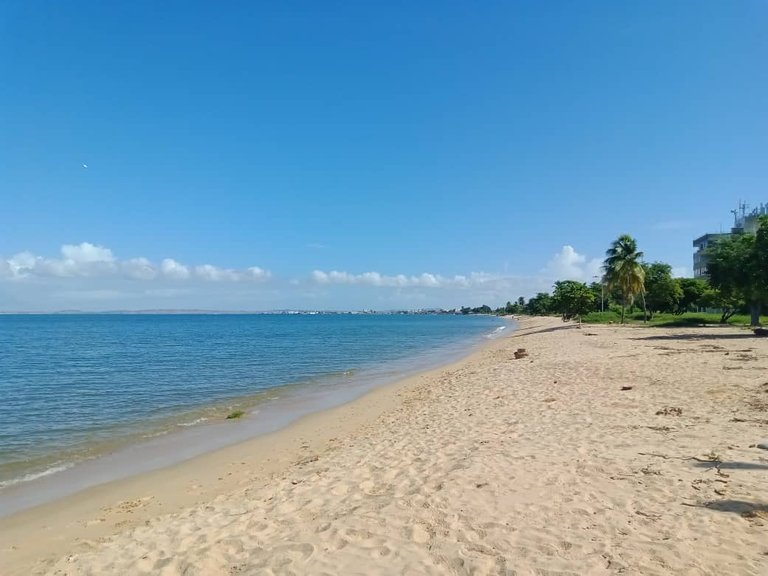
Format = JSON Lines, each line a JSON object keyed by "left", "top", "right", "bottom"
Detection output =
{"left": 194, "top": 264, "right": 241, "bottom": 282}
{"left": 311, "top": 270, "right": 468, "bottom": 288}
{"left": 544, "top": 245, "right": 602, "bottom": 282}
{"left": 305, "top": 267, "right": 547, "bottom": 310}
{"left": 0, "top": 243, "right": 270, "bottom": 284}
{"left": 307, "top": 245, "right": 605, "bottom": 307}
{"left": 191, "top": 264, "right": 270, "bottom": 282}
{"left": 160, "top": 258, "right": 191, "bottom": 280}
{"left": 310, "top": 270, "right": 330, "bottom": 284}
{"left": 2, "top": 243, "right": 119, "bottom": 279}
{"left": 310, "top": 269, "right": 528, "bottom": 290}
{"left": 122, "top": 257, "right": 157, "bottom": 280}
{"left": 6, "top": 251, "right": 38, "bottom": 278}
{"left": 1, "top": 241, "right": 610, "bottom": 311}
{"left": 61, "top": 242, "right": 114, "bottom": 263}
{"left": 246, "top": 266, "right": 272, "bottom": 280}
{"left": 36, "top": 257, "right": 84, "bottom": 277}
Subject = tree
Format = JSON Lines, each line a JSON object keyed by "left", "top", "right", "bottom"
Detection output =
{"left": 525, "top": 292, "right": 553, "bottom": 315}
{"left": 706, "top": 216, "right": 768, "bottom": 326}
{"left": 551, "top": 281, "right": 596, "bottom": 323}
{"left": 643, "top": 262, "right": 682, "bottom": 316}
{"left": 588, "top": 281, "right": 606, "bottom": 312}
{"left": 461, "top": 305, "right": 493, "bottom": 314}
{"left": 675, "top": 277, "right": 708, "bottom": 314}
{"left": 699, "top": 286, "right": 742, "bottom": 324}
{"left": 603, "top": 234, "right": 646, "bottom": 323}
{"left": 754, "top": 216, "right": 768, "bottom": 321}
{"left": 705, "top": 234, "right": 754, "bottom": 322}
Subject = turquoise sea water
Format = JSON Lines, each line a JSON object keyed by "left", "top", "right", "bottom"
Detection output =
{"left": 0, "top": 314, "right": 504, "bottom": 496}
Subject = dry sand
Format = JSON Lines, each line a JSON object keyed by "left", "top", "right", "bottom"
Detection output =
{"left": 2, "top": 316, "right": 768, "bottom": 575}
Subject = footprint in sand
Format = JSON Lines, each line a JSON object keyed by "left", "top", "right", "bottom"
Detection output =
{"left": 272, "top": 542, "right": 315, "bottom": 561}
{"left": 410, "top": 523, "right": 431, "bottom": 543}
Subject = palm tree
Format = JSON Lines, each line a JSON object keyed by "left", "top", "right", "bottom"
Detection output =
{"left": 603, "top": 234, "right": 646, "bottom": 323}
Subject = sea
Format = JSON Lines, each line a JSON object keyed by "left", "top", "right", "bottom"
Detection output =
{"left": 0, "top": 313, "right": 506, "bottom": 515}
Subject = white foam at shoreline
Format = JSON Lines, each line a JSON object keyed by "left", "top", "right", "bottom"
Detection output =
{"left": 0, "top": 462, "right": 75, "bottom": 490}
{"left": 177, "top": 417, "right": 209, "bottom": 427}
{"left": 486, "top": 325, "right": 507, "bottom": 338}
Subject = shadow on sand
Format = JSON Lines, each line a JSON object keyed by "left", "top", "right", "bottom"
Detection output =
{"left": 693, "top": 499, "right": 768, "bottom": 517}
{"left": 513, "top": 324, "right": 578, "bottom": 338}
{"left": 631, "top": 333, "right": 757, "bottom": 342}
{"left": 693, "top": 460, "right": 768, "bottom": 472}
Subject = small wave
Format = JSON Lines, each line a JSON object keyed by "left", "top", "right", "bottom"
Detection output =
{"left": 141, "top": 429, "right": 170, "bottom": 439}
{"left": 177, "top": 417, "right": 209, "bottom": 427}
{"left": 486, "top": 325, "right": 506, "bottom": 338}
{"left": 0, "top": 462, "right": 75, "bottom": 490}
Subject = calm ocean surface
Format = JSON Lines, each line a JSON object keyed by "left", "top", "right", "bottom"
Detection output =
{"left": 0, "top": 313, "right": 504, "bottom": 495}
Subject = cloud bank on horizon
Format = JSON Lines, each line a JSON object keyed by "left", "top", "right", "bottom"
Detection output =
{"left": 309, "top": 245, "right": 603, "bottom": 290}
{"left": 0, "top": 242, "right": 271, "bottom": 283}
{"left": 0, "top": 242, "right": 658, "bottom": 310}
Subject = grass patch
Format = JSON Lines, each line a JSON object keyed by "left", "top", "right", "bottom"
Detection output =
{"left": 226, "top": 410, "right": 245, "bottom": 420}
{"left": 581, "top": 311, "right": 768, "bottom": 327}
{"left": 581, "top": 310, "right": 623, "bottom": 324}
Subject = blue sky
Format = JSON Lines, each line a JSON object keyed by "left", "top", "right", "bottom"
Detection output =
{"left": 2, "top": 1, "right": 766, "bottom": 310}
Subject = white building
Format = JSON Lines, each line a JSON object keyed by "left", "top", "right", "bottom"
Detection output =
{"left": 692, "top": 203, "right": 767, "bottom": 278}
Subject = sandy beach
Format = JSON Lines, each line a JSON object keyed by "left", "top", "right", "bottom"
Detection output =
{"left": 3, "top": 316, "right": 768, "bottom": 575}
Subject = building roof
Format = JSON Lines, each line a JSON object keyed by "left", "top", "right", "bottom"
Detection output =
{"left": 692, "top": 233, "right": 728, "bottom": 248}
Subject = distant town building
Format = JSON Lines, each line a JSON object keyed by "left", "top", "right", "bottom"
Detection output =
{"left": 692, "top": 233, "right": 728, "bottom": 278}
{"left": 693, "top": 202, "right": 768, "bottom": 278}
